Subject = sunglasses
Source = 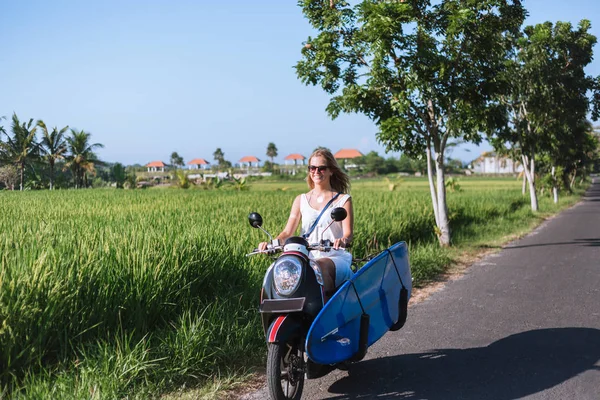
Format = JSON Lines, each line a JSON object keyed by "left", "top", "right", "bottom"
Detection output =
{"left": 308, "top": 165, "right": 329, "bottom": 173}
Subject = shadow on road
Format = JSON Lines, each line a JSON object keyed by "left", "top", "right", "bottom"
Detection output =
{"left": 325, "top": 328, "right": 600, "bottom": 400}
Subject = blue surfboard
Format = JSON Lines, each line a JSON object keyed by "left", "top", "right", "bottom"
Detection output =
{"left": 305, "top": 242, "right": 412, "bottom": 365}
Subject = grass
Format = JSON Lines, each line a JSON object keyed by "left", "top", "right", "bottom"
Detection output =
{"left": 0, "top": 177, "right": 589, "bottom": 398}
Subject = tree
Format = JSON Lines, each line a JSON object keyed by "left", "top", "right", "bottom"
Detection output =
{"left": 64, "top": 129, "right": 104, "bottom": 189}
{"left": 0, "top": 113, "right": 39, "bottom": 191}
{"left": 175, "top": 169, "right": 190, "bottom": 189}
{"left": 0, "top": 115, "right": 5, "bottom": 163}
{"left": 0, "top": 115, "right": 5, "bottom": 137}
{"left": 445, "top": 158, "right": 464, "bottom": 174}
{"left": 262, "top": 160, "right": 275, "bottom": 173}
{"left": 37, "top": 120, "right": 68, "bottom": 190}
{"left": 111, "top": 162, "right": 126, "bottom": 189}
{"left": 591, "top": 124, "right": 600, "bottom": 173}
{"left": 266, "top": 142, "right": 278, "bottom": 164}
{"left": 296, "top": 0, "right": 525, "bottom": 246}
{"left": 0, "top": 165, "right": 18, "bottom": 190}
{"left": 213, "top": 148, "right": 224, "bottom": 164}
{"left": 125, "top": 166, "right": 138, "bottom": 189}
{"left": 493, "top": 20, "right": 600, "bottom": 208}
{"left": 357, "top": 151, "right": 386, "bottom": 175}
{"left": 560, "top": 120, "right": 600, "bottom": 189}
{"left": 170, "top": 151, "right": 184, "bottom": 169}
{"left": 397, "top": 154, "right": 415, "bottom": 173}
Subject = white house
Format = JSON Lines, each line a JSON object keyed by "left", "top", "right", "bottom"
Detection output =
{"left": 146, "top": 161, "right": 167, "bottom": 172}
{"left": 334, "top": 148, "right": 364, "bottom": 169}
{"left": 471, "top": 153, "right": 523, "bottom": 174}
{"left": 239, "top": 156, "right": 260, "bottom": 168}
{"left": 187, "top": 158, "right": 211, "bottom": 170}
{"left": 284, "top": 153, "right": 306, "bottom": 166}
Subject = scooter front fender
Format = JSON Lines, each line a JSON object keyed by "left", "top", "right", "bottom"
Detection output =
{"left": 266, "top": 315, "right": 302, "bottom": 344}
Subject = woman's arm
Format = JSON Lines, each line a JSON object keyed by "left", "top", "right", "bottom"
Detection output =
{"left": 333, "top": 197, "right": 353, "bottom": 250}
{"left": 258, "top": 195, "right": 302, "bottom": 250}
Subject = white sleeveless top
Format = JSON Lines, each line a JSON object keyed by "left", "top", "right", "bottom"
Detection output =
{"left": 300, "top": 193, "right": 351, "bottom": 244}
{"left": 300, "top": 192, "right": 353, "bottom": 286}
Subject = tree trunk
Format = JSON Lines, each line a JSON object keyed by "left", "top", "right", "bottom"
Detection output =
{"left": 551, "top": 166, "right": 558, "bottom": 204}
{"left": 20, "top": 161, "right": 24, "bottom": 191}
{"left": 561, "top": 172, "right": 571, "bottom": 193}
{"left": 434, "top": 152, "right": 451, "bottom": 246}
{"left": 49, "top": 161, "right": 54, "bottom": 190}
{"left": 522, "top": 171, "right": 526, "bottom": 195}
{"left": 569, "top": 170, "right": 577, "bottom": 190}
{"left": 426, "top": 140, "right": 440, "bottom": 227}
{"left": 522, "top": 154, "right": 538, "bottom": 212}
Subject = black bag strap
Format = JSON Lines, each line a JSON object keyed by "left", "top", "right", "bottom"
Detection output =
{"left": 302, "top": 192, "right": 341, "bottom": 239}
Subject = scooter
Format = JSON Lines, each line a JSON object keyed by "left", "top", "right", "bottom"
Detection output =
{"left": 247, "top": 207, "right": 348, "bottom": 400}
{"left": 247, "top": 208, "right": 412, "bottom": 400}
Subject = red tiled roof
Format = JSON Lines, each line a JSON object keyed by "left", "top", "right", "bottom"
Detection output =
{"left": 146, "top": 161, "right": 166, "bottom": 167}
{"left": 284, "top": 153, "right": 306, "bottom": 161}
{"left": 239, "top": 156, "right": 260, "bottom": 163}
{"left": 334, "top": 149, "right": 363, "bottom": 159}
{"left": 187, "top": 158, "right": 210, "bottom": 165}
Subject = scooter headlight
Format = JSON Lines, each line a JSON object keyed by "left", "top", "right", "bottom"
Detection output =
{"left": 273, "top": 256, "right": 303, "bottom": 296}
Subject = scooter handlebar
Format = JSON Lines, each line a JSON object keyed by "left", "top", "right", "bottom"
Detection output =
{"left": 308, "top": 239, "right": 351, "bottom": 252}
{"left": 246, "top": 240, "right": 349, "bottom": 257}
{"left": 246, "top": 245, "right": 283, "bottom": 257}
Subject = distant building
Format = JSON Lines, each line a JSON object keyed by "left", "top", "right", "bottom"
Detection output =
{"left": 239, "top": 156, "right": 260, "bottom": 168}
{"left": 282, "top": 153, "right": 306, "bottom": 175}
{"left": 146, "top": 161, "right": 167, "bottom": 172}
{"left": 187, "top": 158, "right": 211, "bottom": 170}
{"left": 284, "top": 153, "right": 306, "bottom": 165}
{"left": 471, "top": 152, "right": 523, "bottom": 174}
{"left": 334, "top": 148, "right": 364, "bottom": 169}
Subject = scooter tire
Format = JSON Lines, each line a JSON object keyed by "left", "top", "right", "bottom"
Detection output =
{"left": 267, "top": 342, "right": 304, "bottom": 400}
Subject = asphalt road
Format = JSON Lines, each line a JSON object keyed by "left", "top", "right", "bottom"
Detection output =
{"left": 243, "top": 179, "right": 600, "bottom": 400}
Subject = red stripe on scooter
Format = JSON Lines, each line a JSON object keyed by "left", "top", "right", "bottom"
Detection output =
{"left": 268, "top": 315, "right": 287, "bottom": 343}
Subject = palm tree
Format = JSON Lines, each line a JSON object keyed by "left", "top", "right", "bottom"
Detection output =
{"left": 266, "top": 142, "right": 278, "bottom": 164}
{"left": 0, "top": 114, "right": 39, "bottom": 191}
{"left": 170, "top": 151, "right": 184, "bottom": 169}
{"left": 64, "top": 129, "right": 104, "bottom": 189}
{"left": 0, "top": 115, "right": 6, "bottom": 136}
{"left": 0, "top": 115, "right": 6, "bottom": 157}
{"left": 213, "top": 148, "right": 225, "bottom": 165}
{"left": 37, "top": 120, "right": 68, "bottom": 190}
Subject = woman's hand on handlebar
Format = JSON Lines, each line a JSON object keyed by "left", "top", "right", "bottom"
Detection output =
{"left": 333, "top": 237, "right": 349, "bottom": 250}
{"left": 258, "top": 242, "right": 269, "bottom": 252}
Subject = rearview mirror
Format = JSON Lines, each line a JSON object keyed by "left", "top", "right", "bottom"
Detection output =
{"left": 248, "top": 212, "right": 263, "bottom": 228}
{"left": 330, "top": 207, "right": 347, "bottom": 222}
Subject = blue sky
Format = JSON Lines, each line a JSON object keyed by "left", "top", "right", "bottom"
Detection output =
{"left": 1, "top": 0, "right": 599, "bottom": 166}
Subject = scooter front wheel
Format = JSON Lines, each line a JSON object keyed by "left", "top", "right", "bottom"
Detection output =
{"left": 267, "top": 342, "right": 304, "bottom": 400}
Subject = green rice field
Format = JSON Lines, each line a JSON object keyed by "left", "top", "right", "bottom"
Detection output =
{"left": 0, "top": 177, "right": 586, "bottom": 398}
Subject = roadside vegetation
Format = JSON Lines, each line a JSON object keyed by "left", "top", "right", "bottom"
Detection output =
{"left": 0, "top": 177, "right": 589, "bottom": 398}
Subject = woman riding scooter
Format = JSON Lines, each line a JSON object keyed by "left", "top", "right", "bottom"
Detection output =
{"left": 259, "top": 148, "right": 353, "bottom": 301}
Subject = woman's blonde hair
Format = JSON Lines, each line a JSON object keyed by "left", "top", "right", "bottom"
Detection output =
{"left": 306, "top": 148, "right": 350, "bottom": 193}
